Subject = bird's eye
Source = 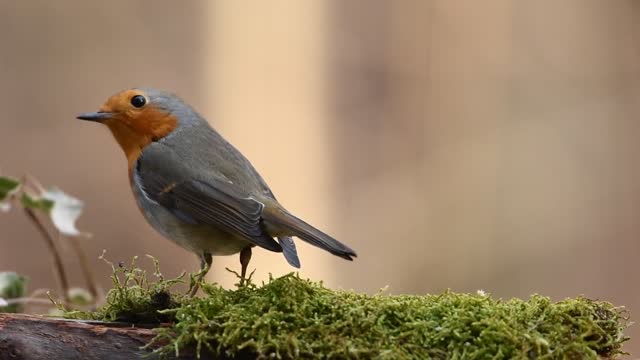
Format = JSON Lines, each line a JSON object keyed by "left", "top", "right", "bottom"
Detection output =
{"left": 131, "top": 95, "right": 147, "bottom": 108}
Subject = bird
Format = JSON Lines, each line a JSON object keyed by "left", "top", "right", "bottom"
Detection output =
{"left": 77, "top": 88, "right": 356, "bottom": 294}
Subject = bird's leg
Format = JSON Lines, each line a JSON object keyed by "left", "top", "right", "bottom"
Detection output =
{"left": 239, "top": 247, "right": 252, "bottom": 285}
{"left": 188, "top": 252, "right": 212, "bottom": 297}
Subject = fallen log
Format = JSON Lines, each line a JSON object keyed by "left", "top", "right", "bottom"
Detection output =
{"left": 1, "top": 272, "right": 629, "bottom": 359}
{"left": 0, "top": 313, "right": 220, "bottom": 360}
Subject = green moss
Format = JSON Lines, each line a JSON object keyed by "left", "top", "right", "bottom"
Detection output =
{"left": 61, "top": 254, "right": 187, "bottom": 323}
{"left": 62, "top": 257, "right": 630, "bottom": 359}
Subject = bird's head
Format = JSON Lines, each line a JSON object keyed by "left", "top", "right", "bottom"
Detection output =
{"left": 77, "top": 88, "right": 189, "bottom": 167}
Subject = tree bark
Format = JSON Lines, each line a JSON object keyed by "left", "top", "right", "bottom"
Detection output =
{"left": 0, "top": 313, "right": 223, "bottom": 360}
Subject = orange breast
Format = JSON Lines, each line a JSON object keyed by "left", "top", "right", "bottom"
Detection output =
{"left": 105, "top": 108, "right": 178, "bottom": 180}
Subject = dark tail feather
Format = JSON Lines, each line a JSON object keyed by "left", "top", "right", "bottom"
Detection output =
{"left": 264, "top": 207, "right": 357, "bottom": 261}
{"left": 277, "top": 236, "right": 301, "bottom": 268}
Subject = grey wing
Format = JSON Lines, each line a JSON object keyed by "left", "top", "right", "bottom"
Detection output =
{"left": 135, "top": 142, "right": 282, "bottom": 253}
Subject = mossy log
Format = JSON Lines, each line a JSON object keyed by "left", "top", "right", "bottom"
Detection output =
{"left": 0, "top": 313, "right": 225, "bottom": 360}
{"left": 40, "top": 259, "right": 630, "bottom": 359}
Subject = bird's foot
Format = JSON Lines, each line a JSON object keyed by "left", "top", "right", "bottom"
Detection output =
{"left": 239, "top": 247, "right": 252, "bottom": 287}
{"left": 224, "top": 267, "right": 256, "bottom": 288}
{"left": 187, "top": 270, "right": 206, "bottom": 297}
{"left": 240, "top": 268, "right": 256, "bottom": 287}
{"left": 186, "top": 253, "right": 212, "bottom": 297}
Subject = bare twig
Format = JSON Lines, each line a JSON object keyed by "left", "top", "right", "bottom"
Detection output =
{"left": 23, "top": 208, "right": 70, "bottom": 303}
{"left": 65, "top": 233, "right": 98, "bottom": 300}
{"left": 13, "top": 174, "right": 99, "bottom": 307}
{"left": 5, "top": 297, "right": 55, "bottom": 306}
{"left": 24, "top": 174, "right": 45, "bottom": 194}
{"left": 28, "top": 288, "right": 51, "bottom": 299}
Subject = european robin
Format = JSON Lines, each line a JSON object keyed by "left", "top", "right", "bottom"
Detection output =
{"left": 77, "top": 88, "right": 356, "bottom": 293}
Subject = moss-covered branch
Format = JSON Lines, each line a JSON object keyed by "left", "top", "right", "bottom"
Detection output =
{"left": 57, "top": 257, "right": 629, "bottom": 359}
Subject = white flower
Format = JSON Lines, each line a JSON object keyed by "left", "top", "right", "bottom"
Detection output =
{"left": 0, "top": 297, "right": 7, "bottom": 307}
{"left": 42, "top": 188, "right": 87, "bottom": 236}
{"left": 477, "top": 289, "right": 487, "bottom": 297}
{"left": 0, "top": 202, "right": 10, "bottom": 212}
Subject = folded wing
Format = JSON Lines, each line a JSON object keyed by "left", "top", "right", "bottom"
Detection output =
{"left": 134, "top": 142, "right": 282, "bottom": 252}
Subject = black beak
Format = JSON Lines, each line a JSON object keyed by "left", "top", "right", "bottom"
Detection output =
{"left": 76, "top": 111, "right": 113, "bottom": 122}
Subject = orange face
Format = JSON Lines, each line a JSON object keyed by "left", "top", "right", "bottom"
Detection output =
{"left": 78, "top": 89, "right": 178, "bottom": 174}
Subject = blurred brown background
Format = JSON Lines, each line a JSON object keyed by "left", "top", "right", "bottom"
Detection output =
{"left": 2, "top": 0, "right": 640, "bottom": 354}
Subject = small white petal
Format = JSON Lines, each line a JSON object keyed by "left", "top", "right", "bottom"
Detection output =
{"left": 0, "top": 297, "right": 7, "bottom": 307}
{"left": 477, "top": 289, "right": 487, "bottom": 296}
{"left": 68, "top": 287, "right": 94, "bottom": 306}
{"left": 42, "top": 188, "right": 85, "bottom": 236}
{"left": 0, "top": 202, "right": 10, "bottom": 212}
